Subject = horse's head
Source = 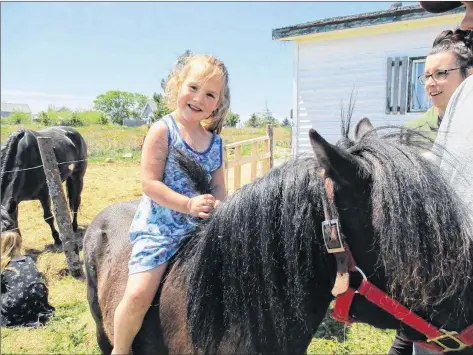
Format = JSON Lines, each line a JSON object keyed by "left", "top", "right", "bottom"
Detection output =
{"left": 310, "top": 120, "right": 473, "bottom": 335}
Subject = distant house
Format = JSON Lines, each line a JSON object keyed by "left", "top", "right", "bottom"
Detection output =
{"left": 1, "top": 102, "right": 32, "bottom": 118}
{"left": 140, "top": 100, "right": 157, "bottom": 122}
{"left": 122, "top": 100, "right": 157, "bottom": 127}
{"left": 272, "top": 5, "right": 465, "bottom": 155}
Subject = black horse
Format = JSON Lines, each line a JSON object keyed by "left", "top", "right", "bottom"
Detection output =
{"left": 1, "top": 127, "right": 87, "bottom": 245}
{"left": 84, "top": 120, "right": 473, "bottom": 354}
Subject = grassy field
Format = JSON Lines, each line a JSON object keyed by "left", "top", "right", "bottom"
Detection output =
{"left": 0, "top": 123, "right": 292, "bottom": 163}
{"left": 1, "top": 123, "right": 395, "bottom": 354}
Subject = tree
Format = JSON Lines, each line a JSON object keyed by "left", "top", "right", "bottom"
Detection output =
{"left": 129, "top": 93, "right": 148, "bottom": 119}
{"left": 151, "top": 92, "right": 172, "bottom": 121}
{"left": 245, "top": 113, "right": 260, "bottom": 128}
{"left": 93, "top": 90, "right": 147, "bottom": 124}
{"left": 225, "top": 111, "right": 240, "bottom": 127}
{"left": 260, "top": 103, "right": 278, "bottom": 127}
{"left": 281, "top": 117, "right": 292, "bottom": 127}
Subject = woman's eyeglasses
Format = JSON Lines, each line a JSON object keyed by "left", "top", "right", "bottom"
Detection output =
{"left": 418, "top": 67, "right": 466, "bottom": 85}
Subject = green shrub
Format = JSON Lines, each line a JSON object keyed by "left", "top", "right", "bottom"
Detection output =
{"left": 76, "top": 111, "right": 108, "bottom": 125}
{"left": 70, "top": 112, "right": 83, "bottom": 127}
{"left": 6, "top": 111, "right": 32, "bottom": 125}
{"left": 98, "top": 113, "right": 109, "bottom": 125}
{"left": 38, "top": 111, "right": 51, "bottom": 126}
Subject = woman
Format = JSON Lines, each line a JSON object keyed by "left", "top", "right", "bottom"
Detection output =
{"left": 389, "top": 25, "right": 473, "bottom": 355}
{"left": 1, "top": 230, "right": 55, "bottom": 327}
{"left": 404, "top": 28, "right": 473, "bottom": 146}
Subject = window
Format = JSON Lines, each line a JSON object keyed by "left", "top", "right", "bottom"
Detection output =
{"left": 408, "top": 58, "right": 431, "bottom": 112}
{"left": 386, "top": 56, "right": 430, "bottom": 115}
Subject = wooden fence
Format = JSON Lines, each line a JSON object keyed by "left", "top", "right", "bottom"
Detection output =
{"left": 224, "top": 125, "right": 274, "bottom": 195}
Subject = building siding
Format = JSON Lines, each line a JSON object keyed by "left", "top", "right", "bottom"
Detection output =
{"left": 293, "top": 22, "right": 460, "bottom": 155}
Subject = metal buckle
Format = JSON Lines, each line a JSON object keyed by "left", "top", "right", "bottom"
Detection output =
{"left": 322, "top": 219, "right": 345, "bottom": 253}
{"left": 427, "top": 329, "right": 467, "bottom": 352}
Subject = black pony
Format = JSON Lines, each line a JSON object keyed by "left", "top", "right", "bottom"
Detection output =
{"left": 1, "top": 127, "right": 87, "bottom": 245}
{"left": 84, "top": 122, "right": 473, "bottom": 354}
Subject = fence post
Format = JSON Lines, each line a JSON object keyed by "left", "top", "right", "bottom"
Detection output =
{"left": 266, "top": 124, "right": 274, "bottom": 168}
{"left": 37, "top": 137, "right": 83, "bottom": 278}
{"left": 234, "top": 146, "right": 241, "bottom": 192}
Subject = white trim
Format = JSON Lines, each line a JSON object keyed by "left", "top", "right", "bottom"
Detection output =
{"left": 292, "top": 42, "right": 299, "bottom": 157}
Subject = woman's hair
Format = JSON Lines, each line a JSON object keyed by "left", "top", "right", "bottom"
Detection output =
{"left": 430, "top": 28, "right": 473, "bottom": 78}
{"left": 164, "top": 54, "right": 230, "bottom": 134}
{"left": 1, "top": 231, "right": 22, "bottom": 273}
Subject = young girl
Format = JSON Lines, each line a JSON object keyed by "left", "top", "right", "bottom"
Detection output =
{"left": 112, "top": 54, "right": 230, "bottom": 354}
{"left": 1, "top": 231, "right": 55, "bottom": 327}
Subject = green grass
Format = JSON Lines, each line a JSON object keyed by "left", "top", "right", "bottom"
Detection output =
{"left": 0, "top": 123, "right": 292, "bottom": 162}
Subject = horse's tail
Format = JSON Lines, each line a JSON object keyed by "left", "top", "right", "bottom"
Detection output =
{"left": 1, "top": 129, "right": 26, "bottom": 193}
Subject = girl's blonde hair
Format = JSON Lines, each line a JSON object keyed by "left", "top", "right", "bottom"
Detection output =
{"left": 1, "top": 231, "right": 22, "bottom": 273}
{"left": 164, "top": 54, "right": 230, "bottom": 134}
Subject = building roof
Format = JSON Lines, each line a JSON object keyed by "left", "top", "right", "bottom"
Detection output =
{"left": 272, "top": 5, "right": 465, "bottom": 41}
{"left": 1, "top": 102, "right": 32, "bottom": 114}
{"left": 146, "top": 100, "right": 157, "bottom": 111}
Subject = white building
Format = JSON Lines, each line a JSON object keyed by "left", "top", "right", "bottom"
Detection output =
{"left": 272, "top": 4, "right": 465, "bottom": 155}
{"left": 1, "top": 102, "right": 32, "bottom": 118}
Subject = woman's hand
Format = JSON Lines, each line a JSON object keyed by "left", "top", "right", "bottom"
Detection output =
{"left": 187, "top": 194, "right": 216, "bottom": 219}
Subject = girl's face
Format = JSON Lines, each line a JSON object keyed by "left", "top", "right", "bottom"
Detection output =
{"left": 176, "top": 67, "right": 223, "bottom": 125}
{"left": 424, "top": 51, "right": 465, "bottom": 114}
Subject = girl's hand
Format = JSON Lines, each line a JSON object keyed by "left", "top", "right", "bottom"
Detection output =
{"left": 187, "top": 194, "right": 216, "bottom": 219}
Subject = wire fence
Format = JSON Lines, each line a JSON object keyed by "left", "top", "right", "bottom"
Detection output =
{"left": 1, "top": 158, "right": 88, "bottom": 174}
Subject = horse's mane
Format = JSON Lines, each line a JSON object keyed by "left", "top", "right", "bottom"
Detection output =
{"left": 1, "top": 129, "right": 26, "bottom": 194}
{"left": 349, "top": 129, "right": 473, "bottom": 313}
{"left": 177, "top": 155, "right": 328, "bottom": 354}
{"left": 173, "top": 116, "right": 473, "bottom": 353}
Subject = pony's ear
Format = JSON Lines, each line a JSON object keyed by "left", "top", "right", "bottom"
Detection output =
{"left": 309, "top": 129, "right": 365, "bottom": 187}
{"left": 354, "top": 117, "right": 375, "bottom": 140}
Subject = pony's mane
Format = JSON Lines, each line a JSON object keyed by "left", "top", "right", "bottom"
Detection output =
{"left": 173, "top": 117, "right": 473, "bottom": 353}
{"left": 1, "top": 129, "right": 26, "bottom": 194}
{"left": 177, "top": 155, "right": 329, "bottom": 354}
{"left": 350, "top": 128, "right": 473, "bottom": 312}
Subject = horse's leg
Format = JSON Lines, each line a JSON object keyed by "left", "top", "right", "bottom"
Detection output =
{"left": 66, "top": 171, "right": 84, "bottom": 232}
{"left": 38, "top": 190, "right": 61, "bottom": 245}
{"left": 85, "top": 260, "right": 113, "bottom": 354}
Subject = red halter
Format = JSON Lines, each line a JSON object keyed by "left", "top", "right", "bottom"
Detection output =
{"left": 320, "top": 176, "right": 473, "bottom": 353}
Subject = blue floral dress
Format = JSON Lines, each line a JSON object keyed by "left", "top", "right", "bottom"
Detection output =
{"left": 128, "top": 114, "right": 223, "bottom": 275}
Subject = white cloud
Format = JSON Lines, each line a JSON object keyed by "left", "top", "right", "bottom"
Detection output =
{"left": 1, "top": 90, "right": 95, "bottom": 113}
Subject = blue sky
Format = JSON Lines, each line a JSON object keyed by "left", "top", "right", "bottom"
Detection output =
{"left": 1, "top": 1, "right": 396, "bottom": 122}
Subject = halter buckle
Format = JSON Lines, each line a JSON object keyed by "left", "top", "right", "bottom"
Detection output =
{"left": 427, "top": 330, "right": 467, "bottom": 352}
{"left": 322, "top": 219, "right": 345, "bottom": 253}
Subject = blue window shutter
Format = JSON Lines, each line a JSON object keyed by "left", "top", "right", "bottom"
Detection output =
{"left": 386, "top": 57, "right": 394, "bottom": 114}
{"left": 399, "top": 56, "right": 409, "bottom": 115}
